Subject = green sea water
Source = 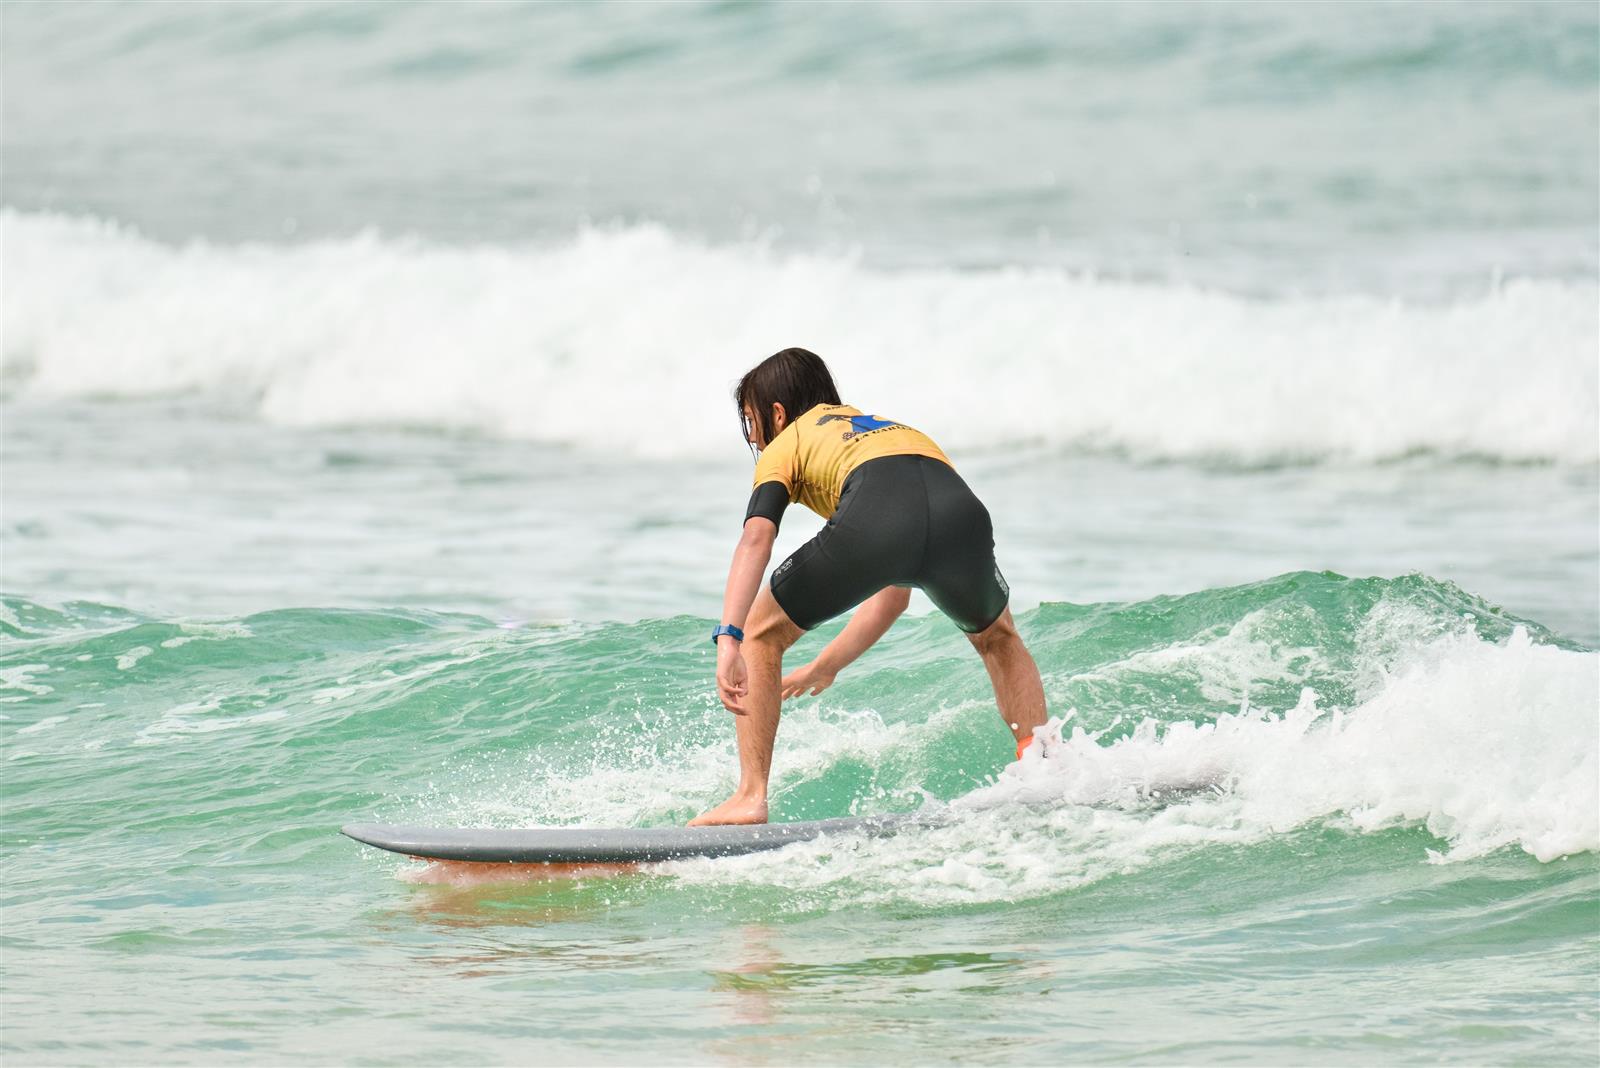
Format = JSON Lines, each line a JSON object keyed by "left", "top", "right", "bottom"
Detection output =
{"left": 4, "top": 569, "right": 1596, "bottom": 1064}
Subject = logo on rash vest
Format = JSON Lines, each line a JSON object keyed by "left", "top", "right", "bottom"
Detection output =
{"left": 817, "top": 413, "right": 901, "bottom": 441}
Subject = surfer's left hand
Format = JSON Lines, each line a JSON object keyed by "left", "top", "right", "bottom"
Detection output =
{"left": 716, "top": 642, "right": 749, "bottom": 715}
{"left": 781, "top": 660, "right": 836, "bottom": 699}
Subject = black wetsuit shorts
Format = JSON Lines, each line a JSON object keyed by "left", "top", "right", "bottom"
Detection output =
{"left": 753, "top": 455, "right": 1009, "bottom": 633}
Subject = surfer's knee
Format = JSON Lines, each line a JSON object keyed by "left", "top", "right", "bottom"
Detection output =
{"left": 966, "top": 607, "right": 1019, "bottom": 658}
{"left": 745, "top": 587, "right": 803, "bottom": 650}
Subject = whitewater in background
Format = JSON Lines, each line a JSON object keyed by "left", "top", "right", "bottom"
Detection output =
{"left": 6, "top": 211, "right": 1597, "bottom": 463}
{"left": 2, "top": 2, "right": 1597, "bottom": 1065}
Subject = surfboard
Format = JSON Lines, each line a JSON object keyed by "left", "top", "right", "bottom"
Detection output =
{"left": 341, "top": 812, "right": 932, "bottom": 864}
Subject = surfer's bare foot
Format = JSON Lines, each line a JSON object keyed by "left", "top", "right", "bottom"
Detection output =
{"left": 688, "top": 795, "right": 768, "bottom": 826}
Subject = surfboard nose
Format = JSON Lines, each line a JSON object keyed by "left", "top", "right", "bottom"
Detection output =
{"left": 341, "top": 822, "right": 397, "bottom": 847}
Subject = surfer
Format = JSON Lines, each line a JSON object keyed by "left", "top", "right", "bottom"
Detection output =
{"left": 692, "top": 347, "right": 1048, "bottom": 826}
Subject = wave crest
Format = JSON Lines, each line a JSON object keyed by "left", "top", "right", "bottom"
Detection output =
{"left": 4, "top": 211, "right": 1596, "bottom": 463}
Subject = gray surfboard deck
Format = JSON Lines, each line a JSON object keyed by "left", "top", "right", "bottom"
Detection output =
{"left": 342, "top": 812, "right": 935, "bottom": 864}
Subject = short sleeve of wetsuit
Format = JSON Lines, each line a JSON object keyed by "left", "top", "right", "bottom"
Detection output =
{"left": 745, "top": 481, "right": 790, "bottom": 529}
{"left": 746, "top": 424, "right": 799, "bottom": 529}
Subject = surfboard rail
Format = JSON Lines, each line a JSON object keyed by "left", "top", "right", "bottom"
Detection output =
{"left": 341, "top": 812, "right": 933, "bottom": 864}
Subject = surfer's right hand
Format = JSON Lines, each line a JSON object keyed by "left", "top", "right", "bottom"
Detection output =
{"left": 716, "top": 641, "right": 749, "bottom": 715}
{"left": 781, "top": 660, "right": 836, "bottom": 700}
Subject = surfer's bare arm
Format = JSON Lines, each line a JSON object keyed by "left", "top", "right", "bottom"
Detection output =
{"left": 781, "top": 585, "right": 909, "bottom": 699}
{"left": 716, "top": 517, "right": 777, "bottom": 714}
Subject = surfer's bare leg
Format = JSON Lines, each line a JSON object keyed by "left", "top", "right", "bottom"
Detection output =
{"left": 690, "top": 587, "right": 802, "bottom": 826}
{"left": 967, "top": 607, "right": 1047, "bottom": 745}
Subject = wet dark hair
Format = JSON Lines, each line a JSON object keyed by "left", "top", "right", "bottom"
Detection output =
{"left": 734, "top": 347, "right": 842, "bottom": 450}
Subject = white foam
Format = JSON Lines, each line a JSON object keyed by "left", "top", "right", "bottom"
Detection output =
{"left": 1020, "top": 633, "right": 1593, "bottom": 851}
{"left": 115, "top": 646, "right": 154, "bottom": 671}
{"left": 1065, "top": 605, "right": 1330, "bottom": 704}
{"left": 5, "top": 210, "right": 1596, "bottom": 463}
{"left": 661, "top": 626, "right": 1597, "bottom": 906}
{"left": 0, "top": 664, "right": 54, "bottom": 696}
{"left": 986, "top": 626, "right": 1598, "bottom": 865}
{"left": 134, "top": 697, "right": 289, "bottom": 743}
{"left": 159, "top": 621, "right": 254, "bottom": 650}
{"left": 16, "top": 715, "right": 67, "bottom": 735}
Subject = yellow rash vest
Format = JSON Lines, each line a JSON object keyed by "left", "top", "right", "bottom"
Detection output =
{"left": 751, "top": 404, "right": 952, "bottom": 520}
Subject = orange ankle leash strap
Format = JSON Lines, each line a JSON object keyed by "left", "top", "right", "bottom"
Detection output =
{"left": 1016, "top": 735, "right": 1035, "bottom": 760}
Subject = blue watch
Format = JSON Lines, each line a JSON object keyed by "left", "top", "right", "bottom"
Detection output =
{"left": 711, "top": 624, "right": 745, "bottom": 645}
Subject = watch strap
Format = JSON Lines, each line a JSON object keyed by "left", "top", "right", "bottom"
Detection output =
{"left": 711, "top": 624, "right": 745, "bottom": 645}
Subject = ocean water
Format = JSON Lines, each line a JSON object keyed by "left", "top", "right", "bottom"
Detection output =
{"left": 3, "top": 2, "right": 1598, "bottom": 1065}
